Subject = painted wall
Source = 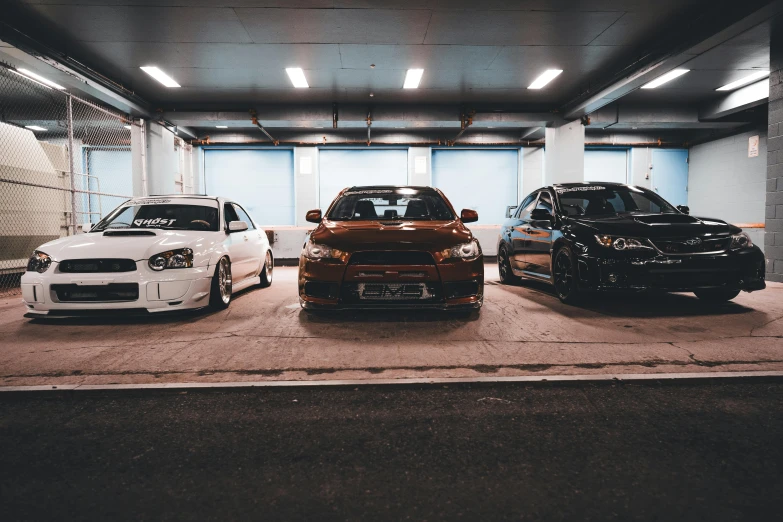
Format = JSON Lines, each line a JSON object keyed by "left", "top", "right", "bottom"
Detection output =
{"left": 689, "top": 130, "right": 767, "bottom": 250}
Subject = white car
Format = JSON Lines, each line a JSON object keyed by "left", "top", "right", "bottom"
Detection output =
{"left": 21, "top": 195, "right": 273, "bottom": 317}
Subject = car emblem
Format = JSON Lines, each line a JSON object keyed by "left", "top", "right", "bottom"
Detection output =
{"left": 684, "top": 238, "right": 702, "bottom": 246}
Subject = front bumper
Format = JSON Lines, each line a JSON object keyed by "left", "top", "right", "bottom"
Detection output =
{"left": 20, "top": 263, "right": 214, "bottom": 317}
{"left": 298, "top": 256, "right": 484, "bottom": 310}
{"left": 574, "top": 246, "right": 766, "bottom": 293}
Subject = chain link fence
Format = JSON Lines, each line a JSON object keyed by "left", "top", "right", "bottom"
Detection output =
{"left": 0, "top": 65, "right": 135, "bottom": 296}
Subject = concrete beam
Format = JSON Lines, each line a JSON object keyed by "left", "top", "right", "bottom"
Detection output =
{"left": 700, "top": 80, "right": 770, "bottom": 120}
{"left": 589, "top": 105, "right": 747, "bottom": 130}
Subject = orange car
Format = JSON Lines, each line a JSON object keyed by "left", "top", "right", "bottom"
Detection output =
{"left": 298, "top": 186, "right": 484, "bottom": 310}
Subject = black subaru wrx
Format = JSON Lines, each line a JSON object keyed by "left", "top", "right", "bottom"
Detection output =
{"left": 497, "top": 182, "right": 766, "bottom": 303}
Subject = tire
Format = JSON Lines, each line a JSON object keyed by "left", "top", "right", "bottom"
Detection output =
{"left": 209, "top": 256, "right": 232, "bottom": 310}
{"left": 259, "top": 251, "right": 273, "bottom": 288}
{"left": 552, "top": 246, "right": 581, "bottom": 304}
{"left": 497, "top": 246, "right": 519, "bottom": 285}
{"left": 693, "top": 288, "right": 740, "bottom": 302}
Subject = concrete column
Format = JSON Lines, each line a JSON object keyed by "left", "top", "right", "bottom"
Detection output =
{"left": 130, "top": 121, "right": 147, "bottom": 197}
{"left": 294, "top": 147, "right": 319, "bottom": 225}
{"left": 544, "top": 120, "right": 585, "bottom": 185}
{"left": 145, "top": 122, "right": 179, "bottom": 196}
{"left": 521, "top": 147, "right": 544, "bottom": 197}
{"left": 407, "top": 147, "right": 431, "bottom": 186}
{"left": 767, "top": 19, "right": 783, "bottom": 283}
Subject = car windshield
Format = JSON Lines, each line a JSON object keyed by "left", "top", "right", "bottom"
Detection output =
{"left": 555, "top": 186, "right": 678, "bottom": 217}
{"left": 327, "top": 189, "right": 455, "bottom": 221}
{"left": 92, "top": 203, "right": 220, "bottom": 232}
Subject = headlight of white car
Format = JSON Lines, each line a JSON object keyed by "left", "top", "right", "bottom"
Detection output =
{"left": 594, "top": 235, "right": 653, "bottom": 251}
{"left": 730, "top": 232, "right": 753, "bottom": 250}
{"left": 303, "top": 241, "right": 344, "bottom": 261}
{"left": 149, "top": 248, "right": 194, "bottom": 271}
{"left": 441, "top": 239, "right": 482, "bottom": 260}
{"left": 26, "top": 251, "right": 52, "bottom": 273}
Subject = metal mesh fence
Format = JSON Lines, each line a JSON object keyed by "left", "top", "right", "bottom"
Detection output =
{"left": 0, "top": 65, "right": 134, "bottom": 296}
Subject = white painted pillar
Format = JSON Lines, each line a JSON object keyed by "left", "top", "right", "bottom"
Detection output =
{"left": 294, "top": 146, "right": 319, "bottom": 225}
{"left": 521, "top": 147, "right": 545, "bottom": 198}
{"left": 407, "top": 147, "right": 432, "bottom": 186}
{"left": 145, "top": 122, "right": 179, "bottom": 196}
{"left": 544, "top": 120, "right": 585, "bottom": 185}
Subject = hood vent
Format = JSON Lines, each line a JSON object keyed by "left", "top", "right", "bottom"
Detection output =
{"left": 103, "top": 230, "right": 157, "bottom": 237}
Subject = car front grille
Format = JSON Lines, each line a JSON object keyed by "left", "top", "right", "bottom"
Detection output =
{"left": 348, "top": 251, "right": 435, "bottom": 265}
{"left": 341, "top": 282, "right": 441, "bottom": 303}
{"left": 651, "top": 237, "right": 730, "bottom": 255}
{"left": 51, "top": 283, "right": 139, "bottom": 302}
{"left": 59, "top": 259, "right": 137, "bottom": 273}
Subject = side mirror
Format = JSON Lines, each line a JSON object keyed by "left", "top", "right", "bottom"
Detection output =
{"left": 81, "top": 222, "right": 93, "bottom": 233}
{"left": 305, "top": 209, "right": 322, "bottom": 223}
{"left": 531, "top": 208, "right": 553, "bottom": 221}
{"left": 228, "top": 220, "right": 249, "bottom": 232}
{"left": 677, "top": 205, "right": 690, "bottom": 215}
{"left": 506, "top": 206, "right": 517, "bottom": 219}
{"left": 460, "top": 209, "right": 478, "bottom": 223}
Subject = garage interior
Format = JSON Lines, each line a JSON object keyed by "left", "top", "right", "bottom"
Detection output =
{"left": 1, "top": 1, "right": 782, "bottom": 386}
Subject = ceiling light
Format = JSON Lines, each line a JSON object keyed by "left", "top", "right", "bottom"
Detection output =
{"left": 641, "top": 69, "right": 689, "bottom": 89}
{"left": 15, "top": 68, "right": 65, "bottom": 90}
{"left": 25, "top": 125, "right": 47, "bottom": 132}
{"left": 124, "top": 125, "right": 132, "bottom": 130}
{"left": 285, "top": 68, "right": 309, "bottom": 88}
{"left": 716, "top": 70, "right": 770, "bottom": 91}
{"left": 528, "top": 69, "right": 563, "bottom": 89}
{"left": 216, "top": 125, "right": 228, "bottom": 129}
{"left": 140, "top": 66, "right": 181, "bottom": 88}
{"left": 403, "top": 69, "right": 424, "bottom": 89}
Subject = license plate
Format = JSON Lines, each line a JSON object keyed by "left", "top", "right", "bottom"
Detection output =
{"left": 357, "top": 283, "right": 431, "bottom": 300}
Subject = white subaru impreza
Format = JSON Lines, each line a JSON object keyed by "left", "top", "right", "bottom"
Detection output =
{"left": 21, "top": 195, "right": 273, "bottom": 318}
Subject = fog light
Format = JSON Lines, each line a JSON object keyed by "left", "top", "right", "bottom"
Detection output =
{"left": 608, "top": 273, "right": 618, "bottom": 283}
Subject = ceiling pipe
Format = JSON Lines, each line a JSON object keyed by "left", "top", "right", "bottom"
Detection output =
{"left": 366, "top": 108, "right": 372, "bottom": 146}
{"left": 249, "top": 109, "right": 279, "bottom": 146}
{"left": 332, "top": 103, "right": 339, "bottom": 129}
{"left": 447, "top": 108, "right": 475, "bottom": 146}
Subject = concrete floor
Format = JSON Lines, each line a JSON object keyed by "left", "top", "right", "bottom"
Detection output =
{"left": 0, "top": 264, "right": 781, "bottom": 386}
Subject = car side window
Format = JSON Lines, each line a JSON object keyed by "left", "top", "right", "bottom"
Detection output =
{"left": 517, "top": 192, "right": 539, "bottom": 220}
{"left": 536, "top": 191, "right": 553, "bottom": 213}
{"left": 223, "top": 203, "right": 240, "bottom": 228}
{"left": 232, "top": 204, "right": 256, "bottom": 230}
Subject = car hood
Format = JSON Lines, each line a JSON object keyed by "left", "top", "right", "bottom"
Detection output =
{"left": 312, "top": 220, "right": 473, "bottom": 251}
{"left": 35, "top": 229, "right": 219, "bottom": 263}
{"left": 569, "top": 213, "right": 740, "bottom": 238}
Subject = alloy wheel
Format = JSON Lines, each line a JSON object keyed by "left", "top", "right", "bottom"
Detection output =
{"left": 553, "top": 250, "right": 574, "bottom": 299}
{"left": 218, "top": 257, "right": 232, "bottom": 304}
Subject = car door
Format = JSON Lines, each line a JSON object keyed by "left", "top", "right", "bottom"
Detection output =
{"left": 526, "top": 190, "right": 555, "bottom": 277}
{"left": 232, "top": 203, "right": 265, "bottom": 277}
{"left": 510, "top": 192, "right": 539, "bottom": 270}
{"left": 223, "top": 202, "right": 254, "bottom": 281}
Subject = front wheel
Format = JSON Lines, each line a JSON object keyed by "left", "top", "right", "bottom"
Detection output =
{"left": 497, "top": 246, "right": 519, "bottom": 285}
{"left": 209, "top": 257, "right": 232, "bottom": 310}
{"left": 259, "top": 251, "right": 273, "bottom": 288}
{"left": 552, "top": 246, "right": 580, "bottom": 304}
{"left": 693, "top": 288, "right": 740, "bottom": 302}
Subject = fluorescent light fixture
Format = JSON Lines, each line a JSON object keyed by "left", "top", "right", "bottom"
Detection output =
{"left": 15, "top": 68, "right": 65, "bottom": 90}
{"left": 403, "top": 69, "right": 424, "bottom": 89}
{"left": 528, "top": 69, "right": 563, "bottom": 89}
{"left": 641, "top": 69, "right": 689, "bottom": 89}
{"left": 124, "top": 125, "right": 132, "bottom": 130}
{"left": 140, "top": 66, "right": 181, "bottom": 88}
{"left": 25, "top": 125, "right": 47, "bottom": 132}
{"left": 216, "top": 125, "right": 228, "bottom": 129}
{"left": 285, "top": 68, "right": 309, "bottom": 88}
{"left": 716, "top": 70, "right": 770, "bottom": 91}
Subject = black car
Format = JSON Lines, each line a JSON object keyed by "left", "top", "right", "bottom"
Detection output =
{"left": 497, "top": 182, "right": 766, "bottom": 303}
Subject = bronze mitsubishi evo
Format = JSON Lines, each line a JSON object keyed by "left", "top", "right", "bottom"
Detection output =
{"left": 298, "top": 186, "right": 484, "bottom": 310}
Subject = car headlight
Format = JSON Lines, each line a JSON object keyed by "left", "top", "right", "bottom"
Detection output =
{"left": 730, "top": 232, "right": 753, "bottom": 250}
{"left": 303, "top": 241, "right": 344, "bottom": 261}
{"left": 149, "top": 248, "right": 194, "bottom": 271}
{"left": 595, "top": 235, "right": 653, "bottom": 251}
{"left": 27, "top": 251, "right": 52, "bottom": 273}
{"left": 441, "top": 239, "right": 482, "bottom": 260}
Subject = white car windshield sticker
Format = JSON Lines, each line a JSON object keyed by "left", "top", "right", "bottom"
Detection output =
{"left": 133, "top": 199, "right": 172, "bottom": 205}
{"left": 344, "top": 190, "right": 395, "bottom": 196}
{"left": 556, "top": 186, "right": 606, "bottom": 193}
{"left": 133, "top": 218, "right": 177, "bottom": 227}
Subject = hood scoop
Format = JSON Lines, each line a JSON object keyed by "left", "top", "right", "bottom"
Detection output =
{"left": 103, "top": 230, "right": 157, "bottom": 237}
{"left": 632, "top": 214, "right": 698, "bottom": 225}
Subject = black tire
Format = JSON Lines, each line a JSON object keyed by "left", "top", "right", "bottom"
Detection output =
{"left": 259, "top": 251, "right": 273, "bottom": 288}
{"left": 693, "top": 288, "right": 740, "bottom": 302}
{"left": 552, "top": 246, "right": 581, "bottom": 304}
{"left": 209, "top": 256, "right": 232, "bottom": 310}
{"left": 497, "top": 246, "right": 519, "bottom": 285}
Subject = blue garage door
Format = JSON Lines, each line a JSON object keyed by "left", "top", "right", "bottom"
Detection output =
{"left": 584, "top": 149, "right": 628, "bottom": 184}
{"left": 652, "top": 149, "right": 689, "bottom": 207}
{"left": 431, "top": 149, "right": 518, "bottom": 225}
{"left": 204, "top": 149, "right": 295, "bottom": 226}
{"left": 318, "top": 149, "right": 408, "bottom": 210}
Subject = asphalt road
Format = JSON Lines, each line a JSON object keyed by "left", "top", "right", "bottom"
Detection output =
{"left": 1, "top": 380, "right": 782, "bottom": 521}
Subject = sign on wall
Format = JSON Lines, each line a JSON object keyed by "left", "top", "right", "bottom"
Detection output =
{"left": 748, "top": 135, "right": 760, "bottom": 158}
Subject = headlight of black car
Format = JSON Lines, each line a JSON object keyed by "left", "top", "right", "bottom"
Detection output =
{"left": 441, "top": 239, "right": 482, "bottom": 260}
{"left": 303, "top": 241, "right": 345, "bottom": 261}
{"left": 730, "top": 232, "right": 753, "bottom": 250}
{"left": 594, "top": 235, "right": 653, "bottom": 251}
{"left": 26, "top": 251, "right": 52, "bottom": 273}
{"left": 149, "top": 248, "right": 194, "bottom": 271}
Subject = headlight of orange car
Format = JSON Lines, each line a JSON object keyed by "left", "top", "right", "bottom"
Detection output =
{"left": 441, "top": 239, "right": 481, "bottom": 260}
{"left": 303, "top": 241, "right": 345, "bottom": 260}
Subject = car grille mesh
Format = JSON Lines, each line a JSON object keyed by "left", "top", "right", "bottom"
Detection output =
{"left": 59, "top": 259, "right": 137, "bottom": 273}
{"left": 348, "top": 251, "right": 435, "bottom": 265}
{"left": 651, "top": 237, "right": 730, "bottom": 255}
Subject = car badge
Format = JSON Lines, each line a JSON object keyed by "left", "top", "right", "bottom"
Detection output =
{"left": 684, "top": 238, "right": 702, "bottom": 246}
